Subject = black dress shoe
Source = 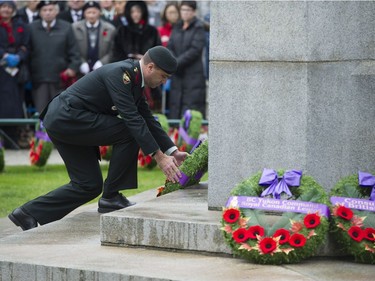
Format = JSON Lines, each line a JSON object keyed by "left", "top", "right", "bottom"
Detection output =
{"left": 98, "top": 193, "right": 136, "bottom": 213}
{"left": 8, "top": 207, "right": 38, "bottom": 231}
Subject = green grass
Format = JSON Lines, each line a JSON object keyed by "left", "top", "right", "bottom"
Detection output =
{"left": 0, "top": 164, "right": 164, "bottom": 218}
{"left": 0, "top": 164, "right": 209, "bottom": 218}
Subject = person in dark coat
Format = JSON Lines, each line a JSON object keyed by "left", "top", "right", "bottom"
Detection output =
{"left": 167, "top": 1, "right": 206, "bottom": 119}
{"left": 112, "top": 0, "right": 161, "bottom": 62}
{"left": 0, "top": 0, "right": 30, "bottom": 148}
{"left": 16, "top": 0, "right": 40, "bottom": 24}
{"left": 29, "top": 1, "right": 81, "bottom": 113}
{"left": 57, "top": 0, "right": 85, "bottom": 23}
{"left": 8, "top": 46, "right": 188, "bottom": 231}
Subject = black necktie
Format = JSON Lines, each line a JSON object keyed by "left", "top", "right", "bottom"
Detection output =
{"left": 75, "top": 12, "right": 81, "bottom": 21}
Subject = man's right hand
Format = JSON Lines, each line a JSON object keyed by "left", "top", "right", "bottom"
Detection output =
{"left": 153, "top": 150, "right": 181, "bottom": 183}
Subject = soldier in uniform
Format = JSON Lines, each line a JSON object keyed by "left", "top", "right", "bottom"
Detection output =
{"left": 9, "top": 46, "right": 187, "bottom": 231}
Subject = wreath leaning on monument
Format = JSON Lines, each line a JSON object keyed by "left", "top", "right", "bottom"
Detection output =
{"left": 157, "top": 139, "right": 208, "bottom": 196}
{"left": 329, "top": 172, "right": 375, "bottom": 264}
{"left": 177, "top": 109, "right": 203, "bottom": 152}
{"left": 221, "top": 169, "right": 330, "bottom": 264}
{"left": 29, "top": 121, "right": 53, "bottom": 167}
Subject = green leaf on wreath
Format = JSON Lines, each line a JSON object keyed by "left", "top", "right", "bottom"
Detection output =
{"left": 267, "top": 212, "right": 304, "bottom": 235}
{"left": 242, "top": 209, "right": 270, "bottom": 229}
{"left": 298, "top": 188, "right": 321, "bottom": 202}
{"left": 341, "top": 184, "right": 363, "bottom": 198}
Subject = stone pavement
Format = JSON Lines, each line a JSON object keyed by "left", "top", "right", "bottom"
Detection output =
{"left": 1, "top": 150, "right": 375, "bottom": 280}
{"left": 3, "top": 148, "right": 63, "bottom": 166}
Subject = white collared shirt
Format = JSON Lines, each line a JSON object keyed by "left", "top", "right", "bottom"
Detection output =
{"left": 102, "top": 8, "right": 115, "bottom": 21}
{"left": 85, "top": 21, "right": 100, "bottom": 29}
{"left": 26, "top": 8, "right": 38, "bottom": 23}
{"left": 71, "top": 10, "right": 82, "bottom": 22}
{"left": 139, "top": 60, "right": 145, "bottom": 88}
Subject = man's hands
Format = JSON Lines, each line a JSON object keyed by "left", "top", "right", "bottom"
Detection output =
{"left": 153, "top": 150, "right": 188, "bottom": 183}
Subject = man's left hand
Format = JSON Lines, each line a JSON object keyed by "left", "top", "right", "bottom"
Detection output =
{"left": 171, "top": 150, "right": 188, "bottom": 166}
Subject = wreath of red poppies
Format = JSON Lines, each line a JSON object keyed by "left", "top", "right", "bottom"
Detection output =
{"left": 29, "top": 121, "right": 53, "bottom": 167}
{"left": 221, "top": 169, "right": 330, "bottom": 264}
{"left": 330, "top": 172, "right": 375, "bottom": 264}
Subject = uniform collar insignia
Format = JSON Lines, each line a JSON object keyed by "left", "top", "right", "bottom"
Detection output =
{"left": 123, "top": 72, "right": 131, "bottom": 84}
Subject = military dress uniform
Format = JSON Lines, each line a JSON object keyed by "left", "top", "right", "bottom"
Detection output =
{"left": 20, "top": 59, "right": 175, "bottom": 225}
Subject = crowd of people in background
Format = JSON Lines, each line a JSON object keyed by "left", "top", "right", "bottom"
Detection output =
{"left": 0, "top": 0, "right": 210, "bottom": 148}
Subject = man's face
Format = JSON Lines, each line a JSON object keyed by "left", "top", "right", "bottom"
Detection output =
{"left": 0, "top": 3, "right": 14, "bottom": 20}
{"left": 180, "top": 5, "right": 195, "bottom": 22}
{"left": 114, "top": 0, "right": 126, "bottom": 14}
{"left": 145, "top": 63, "right": 170, "bottom": 89}
{"left": 100, "top": 0, "right": 114, "bottom": 10}
{"left": 39, "top": 4, "right": 58, "bottom": 22}
{"left": 84, "top": 7, "right": 101, "bottom": 24}
{"left": 68, "top": 0, "right": 85, "bottom": 11}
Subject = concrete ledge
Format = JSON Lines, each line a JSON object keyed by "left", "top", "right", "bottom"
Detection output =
{"left": 101, "top": 183, "right": 230, "bottom": 254}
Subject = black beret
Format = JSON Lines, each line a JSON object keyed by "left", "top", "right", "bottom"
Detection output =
{"left": 82, "top": 1, "right": 101, "bottom": 14}
{"left": 37, "top": 1, "right": 57, "bottom": 10}
{"left": 148, "top": 46, "right": 177, "bottom": 75}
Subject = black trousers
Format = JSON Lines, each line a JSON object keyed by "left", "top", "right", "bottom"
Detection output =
{"left": 22, "top": 115, "right": 139, "bottom": 225}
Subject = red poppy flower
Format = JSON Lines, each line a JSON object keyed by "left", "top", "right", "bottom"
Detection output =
{"left": 223, "top": 208, "right": 240, "bottom": 224}
{"left": 17, "top": 26, "right": 24, "bottom": 33}
{"left": 100, "top": 146, "right": 108, "bottom": 156}
{"left": 247, "top": 225, "right": 265, "bottom": 239}
{"left": 336, "top": 206, "right": 353, "bottom": 220}
{"left": 348, "top": 226, "right": 364, "bottom": 242}
{"left": 103, "top": 30, "right": 107, "bottom": 36}
{"left": 259, "top": 237, "right": 277, "bottom": 254}
{"left": 289, "top": 233, "right": 306, "bottom": 247}
{"left": 145, "top": 155, "right": 152, "bottom": 164}
{"left": 303, "top": 213, "right": 321, "bottom": 229}
{"left": 232, "top": 228, "right": 248, "bottom": 243}
{"left": 363, "top": 228, "right": 375, "bottom": 241}
{"left": 273, "top": 228, "right": 290, "bottom": 245}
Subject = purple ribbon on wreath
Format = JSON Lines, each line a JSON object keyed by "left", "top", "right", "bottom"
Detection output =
{"left": 259, "top": 168, "right": 302, "bottom": 199}
{"left": 35, "top": 121, "right": 51, "bottom": 142}
{"left": 178, "top": 110, "right": 198, "bottom": 146}
{"left": 358, "top": 171, "right": 375, "bottom": 201}
{"left": 178, "top": 139, "right": 205, "bottom": 186}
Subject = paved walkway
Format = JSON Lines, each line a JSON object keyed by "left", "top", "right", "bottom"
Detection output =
{"left": 4, "top": 148, "right": 63, "bottom": 166}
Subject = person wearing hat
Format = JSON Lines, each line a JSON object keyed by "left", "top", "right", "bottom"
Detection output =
{"left": 112, "top": 1, "right": 162, "bottom": 111}
{"left": 8, "top": 46, "right": 187, "bottom": 231}
{"left": 72, "top": 1, "right": 116, "bottom": 76}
